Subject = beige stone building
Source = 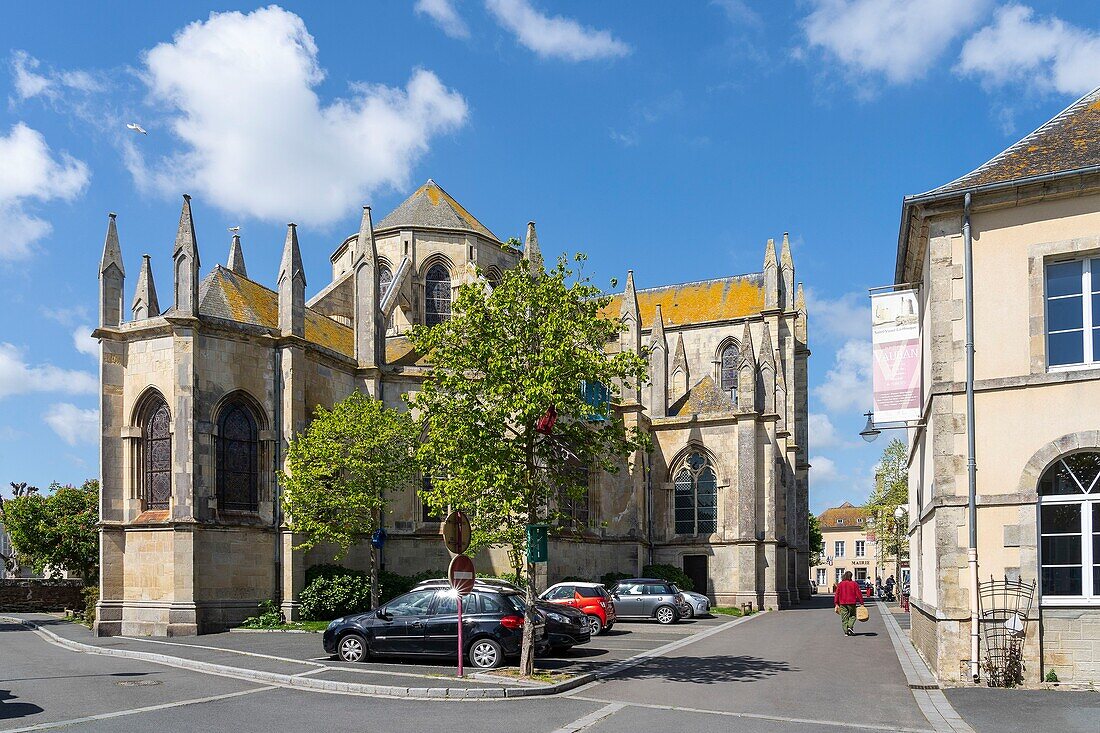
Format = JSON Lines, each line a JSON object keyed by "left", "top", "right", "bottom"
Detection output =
{"left": 93, "top": 180, "right": 811, "bottom": 636}
{"left": 810, "top": 503, "right": 883, "bottom": 591}
{"left": 897, "top": 89, "right": 1100, "bottom": 684}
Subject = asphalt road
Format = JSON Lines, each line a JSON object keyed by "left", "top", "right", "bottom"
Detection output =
{"left": 14, "top": 598, "right": 1093, "bottom": 733}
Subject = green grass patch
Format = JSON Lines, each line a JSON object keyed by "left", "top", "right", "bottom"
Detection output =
{"left": 711, "top": 606, "right": 753, "bottom": 617}
{"left": 237, "top": 620, "right": 330, "bottom": 632}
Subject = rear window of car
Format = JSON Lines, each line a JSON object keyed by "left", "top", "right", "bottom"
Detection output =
{"left": 645, "top": 583, "right": 673, "bottom": 595}
{"left": 576, "top": 586, "right": 603, "bottom": 598}
{"left": 502, "top": 592, "right": 526, "bottom": 612}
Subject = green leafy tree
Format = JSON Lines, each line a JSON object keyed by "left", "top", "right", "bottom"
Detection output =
{"left": 867, "top": 438, "right": 909, "bottom": 574}
{"left": 808, "top": 513, "right": 824, "bottom": 566}
{"left": 0, "top": 480, "right": 99, "bottom": 581}
{"left": 407, "top": 254, "right": 649, "bottom": 675}
{"left": 281, "top": 391, "right": 419, "bottom": 608}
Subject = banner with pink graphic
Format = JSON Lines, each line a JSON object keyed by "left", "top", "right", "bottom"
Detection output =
{"left": 871, "top": 290, "right": 921, "bottom": 424}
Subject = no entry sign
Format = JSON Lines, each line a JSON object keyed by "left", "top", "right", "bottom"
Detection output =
{"left": 448, "top": 554, "right": 475, "bottom": 595}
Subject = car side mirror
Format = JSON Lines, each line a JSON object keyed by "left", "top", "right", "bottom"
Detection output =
{"left": 612, "top": 593, "right": 620, "bottom": 600}
{"left": 376, "top": 609, "right": 391, "bottom": 620}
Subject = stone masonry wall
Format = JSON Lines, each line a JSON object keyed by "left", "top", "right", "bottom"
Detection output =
{"left": 0, "top": 579, "right": 84, "bottom": 612}
{"left": 1040, "top": 608, "right": 1100, "bottom": 683}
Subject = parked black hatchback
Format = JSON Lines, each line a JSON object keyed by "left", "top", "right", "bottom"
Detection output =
{"left": 322, "top": 585, "right": 545, "bottom": 669}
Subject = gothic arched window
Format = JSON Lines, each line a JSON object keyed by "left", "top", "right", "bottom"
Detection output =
{"left": 379, "top": 265, "right": 393, "bottom": 299}
{"left": 145, "top": 399, "right": 172, "bottom": 510}
{"left": 425, "top": 264, "right": 452, "bottom": 326}
{"left": 217, "top": 402, "right": 259, "bottom": 512}
{"left": 720, "top": 342, "right": 739, "bottom": 399}
{"left": 674, "top": 452, "right": 718, "bottom": 535}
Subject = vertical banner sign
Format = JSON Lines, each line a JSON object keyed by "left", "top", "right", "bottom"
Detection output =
{"left": 871, "top": 290, "right": 921, "bottom": 423}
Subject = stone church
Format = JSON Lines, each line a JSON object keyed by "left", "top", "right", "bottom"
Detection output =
{"left": 93, "top": 180, "right": 811, "bottom": 636}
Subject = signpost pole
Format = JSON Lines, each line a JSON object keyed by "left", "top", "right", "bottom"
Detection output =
{"left": 457, "top": 594, "right": 464, "bottom": 678}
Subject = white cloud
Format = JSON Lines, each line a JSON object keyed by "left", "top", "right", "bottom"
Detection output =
{"left": 815, "top": 338, "right": 872, "bottom": 412}
{"left": 810, "top": 455, "right": 840, "bottom": 483}
{"left": 41, "top": 305, "right": 91, "bottom": 327}
{"left": 43, "top": 403, "right": 99, "bottom": 446}
{"left": 0, "top": 342, "right": 98, "bottom": 399}
{"left": 957, "top": 5, "right": 1100, "bottom": 97}
{"left": 810, "top": 412, "right": 853, "bottom": 451}
{"left": 712, "top": 0, "right": 762, "bottom": 27}
{"left": 485, "top": 0, "right": 630, "bottom": 61}
{"left": 416, "top": 0, "right": 470, "bottom": 39}
{"left": 136, "top": 6, "right": 468, "bottom": 226}
{"left": 10, "top": 51, "right": 100, "bottom": 101}
{"left": 73, "top": 326, "right": 98, "bottom": 359}
{"left": 806, "top": 289, "right": 868, "bottom": 343}
{"left": 803, "top": 0, "right": 990, "bottom": 85}
{"left": 0, "top": 123, "right": 90, "bottom": 260}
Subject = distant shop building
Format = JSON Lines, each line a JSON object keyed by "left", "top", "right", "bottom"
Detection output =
{"left": 811, "top": 502, "right": 887, "bottom": 591}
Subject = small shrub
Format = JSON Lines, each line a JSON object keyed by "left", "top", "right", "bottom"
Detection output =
{"left": 601, "top": 571, "right": 633, "bottom": 588}
{"left": 378, "top": 569, "right": 441, "bottom": 604}
{"left": 305, "top": 563, "right": 366, "bottom": 586}
{"left": 240, "top": 599, "right": 285, "bottom": 628}
{"left": 642, "top": 564, "right": 694, "bottom": 591}
{"left": 560, "top": 575, "right": 590, "bottom": 583}
{"left": 1045, "top": 669, "right": 1060, "bottom": 683}
{"left": 299, "top": 575, "right": 373, "bottom": 621}
{"left": 82, "top": 585, "right": 99, "bottom": 626}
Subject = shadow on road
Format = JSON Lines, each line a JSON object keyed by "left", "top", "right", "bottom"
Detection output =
{"left": 0, "top": 689, "right": 44, "bottom": 721}
{"left": 606, "top": 654, "right": 793, "bottom": 684}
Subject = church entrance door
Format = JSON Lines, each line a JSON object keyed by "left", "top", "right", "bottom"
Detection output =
{"left": 683, "top": 555, "right": 708, "bottom": 595}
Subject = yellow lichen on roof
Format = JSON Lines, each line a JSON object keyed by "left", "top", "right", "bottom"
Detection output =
{"left": 201, "top": 267, "right": 353, "bottom": 358}
{"left": 385, "top": 336, "right": 429, "bottom": 367}
{"left": 818, "top": 502, "right": 869, "bottom": 528}
{"left": 670, "top": 375, "right": 734, "bottom": 416}
{"left": 602, "top": 275, "right": 766, "bottom": 327}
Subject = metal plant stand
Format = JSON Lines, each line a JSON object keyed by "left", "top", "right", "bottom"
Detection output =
{"left": 976, "top": 576, "right": 1035, "bottom": 687}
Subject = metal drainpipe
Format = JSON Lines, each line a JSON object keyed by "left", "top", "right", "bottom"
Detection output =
{"left": 273, "top": 348, "right": 283, "bottom": 610}
{"left": 963, "top": 191, "right": 980, "bottom": 682}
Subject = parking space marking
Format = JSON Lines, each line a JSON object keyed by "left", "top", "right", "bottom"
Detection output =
{"left": 566, "top": 696, "right": 934, "bottom": 733}
{"left": 117, "top": 636, "right": 324, "bottom": 669}
{"left": 549, "top": 702, "right": 625, "bottom": 733}
{"left": 1, "top": 686, "right": 277, "bottom": 733}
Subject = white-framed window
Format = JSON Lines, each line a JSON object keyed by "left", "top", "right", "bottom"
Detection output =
{"left": 855, "top": 540, "right": 866, "bottom": 558}
{"left": 1039, "top": 452, "right": 1100, "bottom": 605}
{"left": 855, "top": 568, "right": 868, "bottom": 581}
{"left": 835, "top": 568, "right": 844, "bottom": 584}
{"left": 837, "top": 518, "right": 845, "bottom": 526}
{"left": 1045, "top": 257, "right": 1100, "bottom": 368}
{"left": 834, "top": 540, "right": 845, "bottom": 558}
{"left": 816, "top": 568, "right": 827, "bottom": 585}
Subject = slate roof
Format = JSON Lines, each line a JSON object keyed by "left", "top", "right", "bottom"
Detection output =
{"left": 376, "top": 179, "right": 499, "bottom": 241}
{"left": 920, "top": 87, "right": 1100, "bottom": 197}
{"left": 603, "top": 274, "right": 766, "bottom": 328}
{"left": 198, "top": 266, "right": 353, "bottom": 357}
{"left": 669, "top": 375, "right": 734, "bottom": 417}
{"left": 818, "top": 501, "right": 869, "bottom": 529}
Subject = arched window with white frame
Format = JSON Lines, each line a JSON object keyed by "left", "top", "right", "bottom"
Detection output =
{"left": 1038, "top": 451, "right": 1100, "bottom": 601}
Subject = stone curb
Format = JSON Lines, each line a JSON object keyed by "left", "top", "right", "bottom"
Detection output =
{"left": 1, "top": 615, "right": 594, "bottom": 700}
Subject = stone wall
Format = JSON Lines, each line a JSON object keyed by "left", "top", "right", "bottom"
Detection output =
{"left": 0, "top": 579, "right": 84, "bottom": 612}
{"left": 1040, "top": 608, "right": 1100, "bottom": 683}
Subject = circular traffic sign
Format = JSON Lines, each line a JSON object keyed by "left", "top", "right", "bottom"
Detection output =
{"left": 442, "top": 510, "right": 471, "bottom": 555}
{"left": 448, "top": 554, "right": 475, "bottom": 595}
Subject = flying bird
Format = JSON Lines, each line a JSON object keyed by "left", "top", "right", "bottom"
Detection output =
{"left": 126, "top": 123, "right": 147, "bottom": 135}
{"left": 228, "top": 226, "right": 240, "bottom": 233}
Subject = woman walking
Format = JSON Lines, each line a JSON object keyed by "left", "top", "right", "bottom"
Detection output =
{"left": 834, "top": 571, "right": 865, "bottom": 636}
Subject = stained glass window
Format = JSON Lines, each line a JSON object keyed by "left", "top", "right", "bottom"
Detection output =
{"left": 720, "top": 342, "right": 739, "bottom": 400}
{"left": 674, "top": 451, "right": 718, "bottom": 535}
{"left": 379, "top": 266, "right": 393, "bottom": 300}
{"left": 145, "top": 400, "right": 172, "bottom": 510}
{"left": 217, "top": 403, "right": 258, "bottom": 512}
{"left": 425, "top": 264, "right": 451, "bottom": 326}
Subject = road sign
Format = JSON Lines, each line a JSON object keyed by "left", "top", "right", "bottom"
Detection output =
{"left": 526, "top": 524, "right": 548, "bottom": 563}
{"left": 442, "top": 510, "right": 471, "bottom": 555}
{"left": 448, "top": 554, "right": 475, "bottom": 595}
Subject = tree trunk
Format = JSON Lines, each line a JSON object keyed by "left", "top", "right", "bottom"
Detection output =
{"left": 519, "top": 560, "right": 536, "bottom": 676}
{"left": 369, "top": 508, "right": 380, "bottom": 609}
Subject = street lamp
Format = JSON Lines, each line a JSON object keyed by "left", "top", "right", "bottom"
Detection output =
{"left": 894, "top": 505, "right": 908, "bottom": 600}
{"left": 860, "top": 411, "right": 881, "bottom": 442}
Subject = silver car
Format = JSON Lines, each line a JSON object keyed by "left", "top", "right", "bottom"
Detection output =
{"left": 673, "top": 586, "right": 711, "bottom": 618}
{"left": 609, "top": 579, "right": 682, "bottom": 624}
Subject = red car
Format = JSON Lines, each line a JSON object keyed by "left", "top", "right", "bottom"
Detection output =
{"left": 539, "top": 582, "right": 617, "bottom": 637}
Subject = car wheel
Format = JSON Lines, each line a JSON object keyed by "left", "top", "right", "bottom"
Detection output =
{"left": 655, "top": 605, "right": 678, "bottom": 625}
{"left": 681, "top": 603, "right": 695, "bottom": 619}
{"left": 584, "top": 615, "right": 603, "bottom": 637}
{"left": 468, "top": 638, "right": 504, "bottom": 669}
{"left": 337, "top": 633, "right": 367, "bottom": 663}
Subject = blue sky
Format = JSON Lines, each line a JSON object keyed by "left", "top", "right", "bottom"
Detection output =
{"left": 1, "top": 1, "right": 1097, "bottom": 510}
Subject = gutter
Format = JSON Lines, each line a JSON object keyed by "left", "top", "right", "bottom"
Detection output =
{"left": 962, "top": 192, "right": 980, "bottom": 683}
{"left": 894, "top": 163, "right": 1100, "bottom": 284}
{"left": 273, "top": 348, "right": 283, "bottom": 611}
